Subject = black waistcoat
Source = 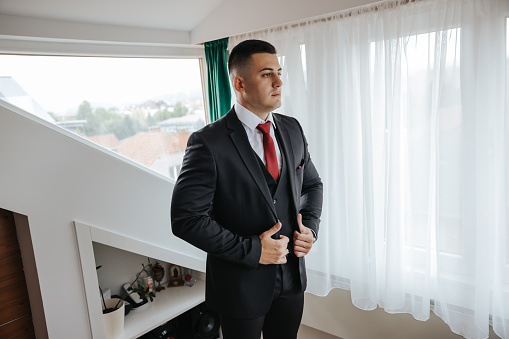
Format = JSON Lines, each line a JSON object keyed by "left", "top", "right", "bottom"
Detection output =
{"left": 255, "top": 129, "right": 301, "bottom": 293}
{"left": 257, "top": 141, "right": 295, "bottom": 239}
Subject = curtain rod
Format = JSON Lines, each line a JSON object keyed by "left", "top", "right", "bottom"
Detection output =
{"left": 242, "top": 0, "right": 425, "bottom": 34}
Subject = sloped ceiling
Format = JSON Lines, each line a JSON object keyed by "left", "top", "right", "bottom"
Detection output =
{"left": 0, "top": 0, "right": 224, "bottom": 31}
{"left": 0, "top": 0, "right": 379, "bottom": 44}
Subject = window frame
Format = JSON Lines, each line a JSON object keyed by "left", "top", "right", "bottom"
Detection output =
{"left": 0, "top": 35, "right": 209, "bottom": 183}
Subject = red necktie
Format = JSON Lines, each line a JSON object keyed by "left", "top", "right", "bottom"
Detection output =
{"left": 257, "top": 122, "right": 279, "bottom": 181}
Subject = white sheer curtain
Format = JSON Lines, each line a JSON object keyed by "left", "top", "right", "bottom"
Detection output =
{"left": 230, "top": 0, "right": 509, "bottom": 338}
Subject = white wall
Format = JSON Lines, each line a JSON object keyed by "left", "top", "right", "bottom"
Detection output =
{"left": 0, "top": 100, "right": 205, "bottom": 338}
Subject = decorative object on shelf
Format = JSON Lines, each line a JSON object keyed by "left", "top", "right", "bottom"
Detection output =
{"left": 97, "top": 265, "right": 123, "bottom": 313}
{"left": 111, "top": 295, "right": 132, "bottom": 316}
{"left": 168, "top": 264, "right": 184, "bottom": 287}
{"left": 102, "top": 298, "right": 125, "bottom": 339}
{"left": 184, "top": 272, "right": 196, "bottom": 287}
{"left": 97, "top": 259, "right": 157, "bottom": 315}
{"left": 123, "top": 260, "right": 157, "bottom": 310}
{"left": 123, "top": 282, "right": 148, "bottom": 311}
{"left": 143, "top": 276, "right": 154, "bottom": 293}
{"left": 97, "top": 265, "right": 125, "bottom": 339}
{"left": 152, "top": 262, "right": 166, "bottom": 292}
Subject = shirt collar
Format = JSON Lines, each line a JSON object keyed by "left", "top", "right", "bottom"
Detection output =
{"left": 235, "top": 102, "right": 277, "bottom": 131}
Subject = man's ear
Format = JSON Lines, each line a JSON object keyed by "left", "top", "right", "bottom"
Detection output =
{"left": 233, "top": 76, "right": 245, "bottom": 93}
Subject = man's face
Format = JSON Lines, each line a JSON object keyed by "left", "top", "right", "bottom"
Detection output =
{"left": 235, "top": 53, "right": 283, "bottom": 119}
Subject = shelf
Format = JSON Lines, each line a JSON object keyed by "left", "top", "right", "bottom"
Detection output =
{"left": 122, "top": 279, "right": 205, "bottom": 339}
{"left": 74, "top": 221, "right": 207, "bottom": 339}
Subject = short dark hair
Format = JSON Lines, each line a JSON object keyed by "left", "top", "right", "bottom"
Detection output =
{"left": 228, "top": 39, "right": 277, "bottom": 76}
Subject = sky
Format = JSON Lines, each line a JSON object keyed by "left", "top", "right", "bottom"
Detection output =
{"left": 0, "top": 55, "right": 203, "bottom": 114}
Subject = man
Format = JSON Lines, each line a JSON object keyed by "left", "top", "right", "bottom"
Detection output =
{"left": 171, "top": 39, "right": 323, "bottom": 338}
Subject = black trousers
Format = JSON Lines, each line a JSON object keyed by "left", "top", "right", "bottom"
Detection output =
{"left": 220, "top": 262, "right": 304, "bottom": 339}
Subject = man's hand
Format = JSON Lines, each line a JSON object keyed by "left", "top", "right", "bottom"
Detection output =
{"left": 259, "top": 222, "right": 289, "bottom": 265}
{"left": 293, "top": 214, "right": 313, "bottom": 257}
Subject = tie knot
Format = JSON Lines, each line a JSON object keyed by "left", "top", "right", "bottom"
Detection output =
{"left": 257, "top": 122, "right": 271, "bottom": 135}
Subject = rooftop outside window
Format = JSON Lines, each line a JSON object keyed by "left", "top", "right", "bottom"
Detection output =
{"left": 0, "top": 55, "right": 205, "bottom": 181}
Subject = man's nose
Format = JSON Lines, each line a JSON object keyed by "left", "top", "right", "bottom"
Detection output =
{"left": 274, "top": 75, "right": 283, "bottom": 87}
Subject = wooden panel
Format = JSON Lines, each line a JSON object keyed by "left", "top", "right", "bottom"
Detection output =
{"left": 0, "top": 210, "right": 24, "bottom": 279}
{"left": 0, "top": 208, "right": 34, "bottom": 335}
{"left": 0, "top": 294, "right": 31, "bottom": 325}
{"left": 0, "top": 250, "right": 24, "bottom": 280}
{"left": 0, "top": 314, "right": 36, "bottom": 339}
{"left": 0, "top": 209, "right": 17, "bottom": 237}
{"left": 0, "top": 232, "right": 22, "bottom": 256}
{"left": 0, "top": 257, "right": 31, "bottom": 326}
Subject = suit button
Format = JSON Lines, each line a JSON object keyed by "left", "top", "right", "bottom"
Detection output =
{"left": 273, "top": 199, "right": 277, "bottom": 204}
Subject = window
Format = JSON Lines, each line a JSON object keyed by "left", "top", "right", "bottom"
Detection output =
{"left": 359, "top": 27, "right": 474, "bottom": 285}
{"left": 0, "top": 55, "right": 205, "bottom": 180}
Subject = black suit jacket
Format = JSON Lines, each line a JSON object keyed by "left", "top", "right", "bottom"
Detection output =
{"left": 171, "top": 108, "right": 323, "bottom": 318}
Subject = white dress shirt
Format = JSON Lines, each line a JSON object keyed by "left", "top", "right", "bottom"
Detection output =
{"left": 235, "top": 102, "right": 317, "bottom": 241}
{"left": 234, "top": 102, "right": 282, "bottom": 174}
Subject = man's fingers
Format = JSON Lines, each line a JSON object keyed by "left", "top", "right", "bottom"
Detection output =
{"left": 293, "top": 237, "right": 309, "bottom": 247}
{"left": 259, "top": 226, "right": 290, "bottom": 265}
{"left": 263, "top": 222, "right": 282, "bottom": 238}
{"left": 294, "top": 241, "right": 311, "bottom": 250}
{"left": 274, "top": 236, "right": 289, "bottom": 255}
{"left": 294, "top": 243, "right": 311, "bottom": 257}
{"left": 293, "top": 219, "right": 313, "bottom": 258}
{"left": 294, "top": 250, "right": 306, "bottom": 258}
{"left": 261, "top": 245, "right": 288, "bottom": 265}
{"left": 294, "top": 229, "right": 312, "bottom": 242}
{"left": 279, "top": 234, "right": 289, "bottom": 244}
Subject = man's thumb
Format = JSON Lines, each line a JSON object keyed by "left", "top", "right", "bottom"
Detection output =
{"left": 266, "top": 222, "right": 282, "bottom": 236}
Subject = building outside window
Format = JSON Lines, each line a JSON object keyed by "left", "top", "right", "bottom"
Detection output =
{"left": 0, "top": 55, "right": 206, "bottom": 180}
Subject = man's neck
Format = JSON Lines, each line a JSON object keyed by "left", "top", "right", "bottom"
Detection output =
{"left": 247, "top": 107, "right": 270, "bottom": 121}
{"left": 235, "top": 101, "right": 270, "bottom": 121}
{"left": 258, "top": 112, "right": 270, "bottom": 121}
{"left": 235, "top": 102, "right": 271, "bottom": 122}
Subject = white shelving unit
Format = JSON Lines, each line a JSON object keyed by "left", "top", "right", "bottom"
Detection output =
{"left": 121, "top": 280, "right": 205, "bottom": 338}
{"left": 74, "top": 221, "right": 206, "bottom": 339}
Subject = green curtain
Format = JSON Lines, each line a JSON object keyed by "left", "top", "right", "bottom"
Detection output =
{"left": 204, "top": 38, "right": 231, "bottom": 122}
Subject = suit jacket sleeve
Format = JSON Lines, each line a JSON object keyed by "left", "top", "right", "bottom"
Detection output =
{"left": 170, "top": 131, "right": 262, "bottom": 269}
{"left": 297, "top": 121, "right": 323, "bottom": 241}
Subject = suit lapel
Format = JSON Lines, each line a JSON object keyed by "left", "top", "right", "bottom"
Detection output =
{"left": 273, "top": 114, "right": 299, "bottom": 212}
{"left": 226, "top": 110, "right": 277, "bottom": 219}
